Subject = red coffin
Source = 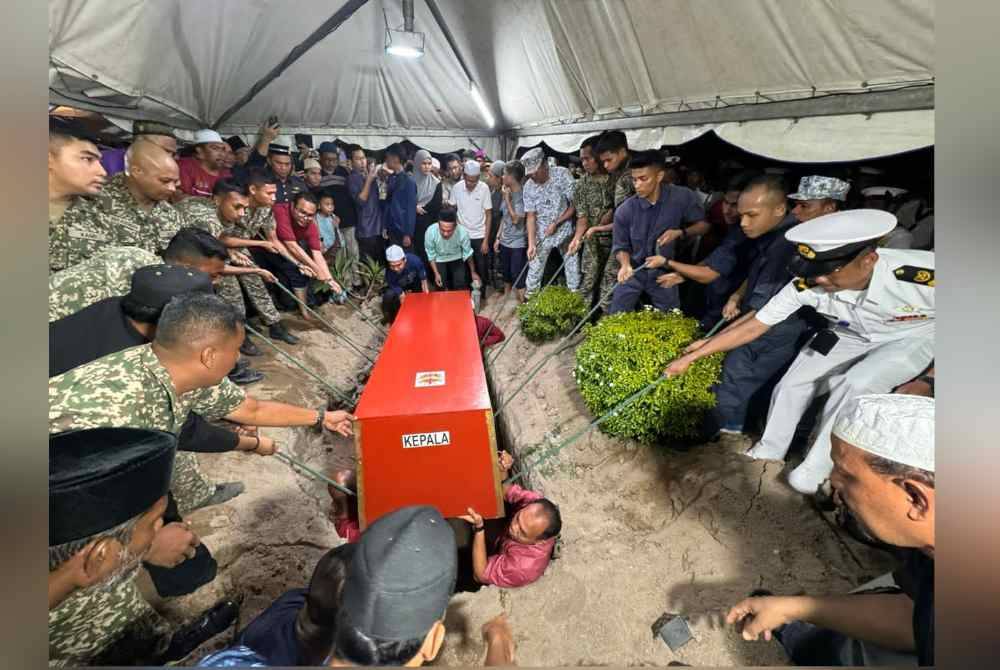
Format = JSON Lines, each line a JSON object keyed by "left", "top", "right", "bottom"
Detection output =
{"left": 354, "top": 291, "right": 504, "bottom": 528}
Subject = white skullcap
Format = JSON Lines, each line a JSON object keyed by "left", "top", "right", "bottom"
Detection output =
{"left": 832, "top": 394, "right": 934, "bottom": 472}
{"left": 193, "top": 129, "right": 224, "bottom": 145}
{"left": 431, "top": 157, "right": 440, "bottom": 170}
{"left": 385, "top": 245, "right": 405, "bottom": 262}
{"left": 464, "top": 160, "right": 481, "bottom": 177}
{"left": 862, "top": 186, "right": 909, "bottom": 198}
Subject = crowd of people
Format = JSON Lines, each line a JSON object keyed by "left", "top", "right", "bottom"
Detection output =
{"left": 48, "top": 113, "right": 935, "bottom": 667}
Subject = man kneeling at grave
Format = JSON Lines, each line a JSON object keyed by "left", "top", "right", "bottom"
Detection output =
{"left": 726, "top": 394, "right": 935, "bottom": 666}
{"left": 458, "top": 451, "right": 561, "bottom": 589}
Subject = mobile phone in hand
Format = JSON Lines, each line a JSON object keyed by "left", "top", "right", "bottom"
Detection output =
{"left": 267, "top": 115, "right": 279, "bottom": 127}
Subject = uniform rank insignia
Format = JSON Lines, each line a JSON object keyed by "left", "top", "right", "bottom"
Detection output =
{"left": 893, "top": 266, "right": 935, "bottom": 287}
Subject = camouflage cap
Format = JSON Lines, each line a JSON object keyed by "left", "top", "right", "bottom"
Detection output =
{"left": 132, "top": 119, "right": 176, "bottom": 138}
{"left": 521, "top": 147, "right": 545, "bottom": 175}
{"left": 789, "top": 175, "right": 851, "bottom": 202}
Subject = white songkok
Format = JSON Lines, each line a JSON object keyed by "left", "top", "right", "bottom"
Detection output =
{"left": 832, "top": 394, "right": 934, "bottom": 472}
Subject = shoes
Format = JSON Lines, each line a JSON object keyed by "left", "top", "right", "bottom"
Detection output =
{"left": 158, "top": 598, "right": 241, "bottom": 663}
{"left": 240, "top": 336, "right": 261, "bottom": 356}
{"left": 228, "top": 366, "right": 265, "bottom": 385}
{"left": 787, "top": 463, "right": 828, "bottom": 495}
{"left": 745, "top": 441, "right": 787, "bottom": 462}
{"left": 718, "top": 428, "right": 743, "bottom": 436}
{"left": 268, "top": 321, "right": 300, "bottom": 345}
{"left": 191, "top": 482, "right": 245, "bottom": 512}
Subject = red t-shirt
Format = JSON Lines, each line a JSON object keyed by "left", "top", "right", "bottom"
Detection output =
{"left": 178, "top": 156, "right": 231, "bottom": 198}
{"left": 475, "top": 315, "right": 505, "bottom": 348}
{"left": 274, "top": 202, "right": 322, "bottom": 251}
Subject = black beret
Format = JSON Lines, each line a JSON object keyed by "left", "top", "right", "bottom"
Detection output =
{"left": 128, "top": 264, "right": 214, "bottom": 312}
{"left": 50, "top": 428, "right": 176, "bottom": 546}
{"left": 48, "top": 116, "right": 100, "bottom": 143}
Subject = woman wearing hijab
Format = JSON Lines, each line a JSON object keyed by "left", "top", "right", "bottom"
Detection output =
{"left": 413, "top": 149, "right": 443, "bottom": 269}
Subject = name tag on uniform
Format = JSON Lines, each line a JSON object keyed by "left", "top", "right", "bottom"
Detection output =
{"left": 67, "top": 226, "right": 109, "bottom": 242}
{"left": 887, "top": 314, "right": 931, "bottom": 323}
{"left": 402, "top": 431, "right": 451, "bottom": 448}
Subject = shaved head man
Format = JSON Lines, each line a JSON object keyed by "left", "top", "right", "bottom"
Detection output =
{"left": 51, "top": 139, "right": 186, "bottom": 271}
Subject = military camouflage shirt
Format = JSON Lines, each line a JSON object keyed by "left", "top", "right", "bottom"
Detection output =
{"left": 48, "top": 246, "right": 159, "bottom": 322}
{"left": 611, "top": 158, "right": 636, "bottom": 209}
{"left": 50, "top": 173, "right": 184, "bottom": 271}
{"left": 49, "top": 569, "right": 156, "bottom": 667}
{"left": 49, "top": 344, "right": 246, "bottom": 434}
{"left": 225, "top": 205, "right": 276, "bottom": 243}
{"left": 572, "top": 173, "right": 614, "bottom": 235}
{"left": 175, "top": 196, "right": 225, "bottom": 237}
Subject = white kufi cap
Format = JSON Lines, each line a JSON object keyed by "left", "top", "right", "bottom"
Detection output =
{"left": 832, "top": 394, "right": 934, "bottom": 472}
{"left": 385, "top": 245, "right": 405, "bottom": 262}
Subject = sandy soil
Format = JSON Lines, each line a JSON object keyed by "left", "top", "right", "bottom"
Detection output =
{"left": 141, "top": 295, "right": 896, "bottom": 667}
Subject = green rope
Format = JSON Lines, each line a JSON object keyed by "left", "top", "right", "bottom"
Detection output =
{"left": 493, "top": 260, "right": 653, "bottom": 418}
{"left": 266, "top": 280, "right": 378, "bottom": 363}
{"left": 487, "top": 251, "right": 573, "bottom": 365}
{"left": 273, "top": 450, "right": 356, "bottom": 496}
{"left": 344, "top": 290, "right": 388, "bottom": 337}
{"left": 704, "top": 315, "right": 731, "bottom": 338}
{"left": 244, "top": 323, "right": 355, "bottom": 406}
{"left": 504, "top": 375, "right": 667, "bottom": 485}
{"left": 479, "top": 259, "right": 531, "bottom": 347}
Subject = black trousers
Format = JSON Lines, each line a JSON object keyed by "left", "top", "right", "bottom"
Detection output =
{"left": 470, "top": 238, "right": 488, "bottom": 296}
{"left": 357, "top": 235, "right": 385, "bottom": 264}
{"left": 435, "top": 258, "right": 469, "bottom": 290}
{"left": 142, "top": 412, "right": 231, "bottom": 597}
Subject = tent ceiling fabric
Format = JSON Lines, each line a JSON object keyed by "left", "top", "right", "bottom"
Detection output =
{"left": 49, "top": 0, "right": 934, "bottom": 160}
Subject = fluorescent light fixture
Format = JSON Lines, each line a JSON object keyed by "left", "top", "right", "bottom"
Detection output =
{"left": 470, "top": 83, "right": 495, "bottom": 128}
{"left": 385, "top": 28, "right": 425, "bottom": 58}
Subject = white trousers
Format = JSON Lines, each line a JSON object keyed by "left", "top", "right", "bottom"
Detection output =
{"left": 758, "top": 333, "right": 934, "bottom": 478}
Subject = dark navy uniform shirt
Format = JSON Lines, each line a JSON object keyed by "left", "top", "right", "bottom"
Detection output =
{"left": 704, "top": 214, "right": 799, "bottom": 312}
{"left": 611, "top": 183, "right": 705, "bottom": 268}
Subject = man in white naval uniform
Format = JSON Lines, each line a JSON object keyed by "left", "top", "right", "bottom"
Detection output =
{"left": 665, "top": 209, "right": 934, "bottom": 494}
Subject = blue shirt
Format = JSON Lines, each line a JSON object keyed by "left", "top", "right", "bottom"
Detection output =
{"left": 385, "top": 253, "right": 427, "bottom": 296}
{"left": 316, "top": 214, "right": 339, "bottom": 252}
{"left": 704, "top": 214, "right": 799, "bottom": 312}
{"left": 611, "top": 184, "right": 705, "bottom": 268}
{"left": 384, "top": 172, "right": 417, "bottom": 238}
{"left": 348, "top": 170, "right": 384, "bottom": 238}
{"left": 236, "top": 588, "right": 306, "bottom": 666}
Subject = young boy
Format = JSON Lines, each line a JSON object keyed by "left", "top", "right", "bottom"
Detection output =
{"left": 315, "top": 191, "right": 342, "bottom": 256}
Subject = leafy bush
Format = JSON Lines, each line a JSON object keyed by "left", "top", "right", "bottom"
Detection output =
{"left": 356, "top": 256, "right": 385, "bottom": 300}
{"left": 573, "top": 308, "right": 723, "bottom": 443}
{"left": 517, "top": 286, "right": 588, "bottom": 342}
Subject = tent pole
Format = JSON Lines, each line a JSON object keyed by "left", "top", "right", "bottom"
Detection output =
{"left": 212, "top": 0, "right": 371, "bottom": 128}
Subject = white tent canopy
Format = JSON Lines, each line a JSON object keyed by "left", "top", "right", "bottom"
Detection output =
{"left": 49, "top": 0, "right": 934, "bottom": 161}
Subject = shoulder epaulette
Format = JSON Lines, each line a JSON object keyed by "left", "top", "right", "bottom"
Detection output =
{"left": 893, "top": 265, "right": 935, "bottom": 287}
{"left": 794, "top": 278, "right": 810, "bottom": 292}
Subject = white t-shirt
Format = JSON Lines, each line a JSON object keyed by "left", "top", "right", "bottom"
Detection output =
{"left": 448, "top": 181, "right": 492, "bottom": 238}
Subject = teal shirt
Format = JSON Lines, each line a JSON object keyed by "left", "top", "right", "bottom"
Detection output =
{"left": 424, "top": 223, "right": 473, "bottom": 263}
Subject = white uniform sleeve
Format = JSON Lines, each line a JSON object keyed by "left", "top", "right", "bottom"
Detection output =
{"left": 755, "top": 281, "right": 807, "bottom": 326}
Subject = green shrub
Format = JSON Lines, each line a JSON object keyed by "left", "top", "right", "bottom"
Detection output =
{"left": 517, "top": 286, "right": 588, "bottom": 342}
{"left": 573, "top": 308, "right": 723, "bottom": 443}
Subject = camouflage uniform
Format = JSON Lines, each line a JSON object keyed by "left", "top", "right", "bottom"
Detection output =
{"left": 50, "top": 173, "right": 183, "bottom": 272}
{"left": 611, "top": 160, "right": 636, "bottom": 209}
{"left": 177, "top": 199, "right": 283, "bottom": 326}
{"left": 48, "top": 567, "right": 164, "bottom": 667}
{"left": 572, "top": 173, "right": 617, "bottom": 307}
{"left": 49, "top": 343, "right": 247, "bottom": 513}
{"left": 48, "top": 246, "right": 159, "bottom": 322}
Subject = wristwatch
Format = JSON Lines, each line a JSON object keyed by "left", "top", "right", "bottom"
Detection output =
{"left": 314, "top": 409, "right": 325, "bottom": 429}
{"left": 917, "top": 375, "right": 935, "bottom": 393}
{"left": 473, "top": 525, "right": 485, "bottom": 533}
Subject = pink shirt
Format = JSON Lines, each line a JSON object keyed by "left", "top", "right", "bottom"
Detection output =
{"left": 480, "top": 484, "right": 555, "bottom": 588}
{"left": 178, "top": 156, "right": 230, "bottom": 198}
